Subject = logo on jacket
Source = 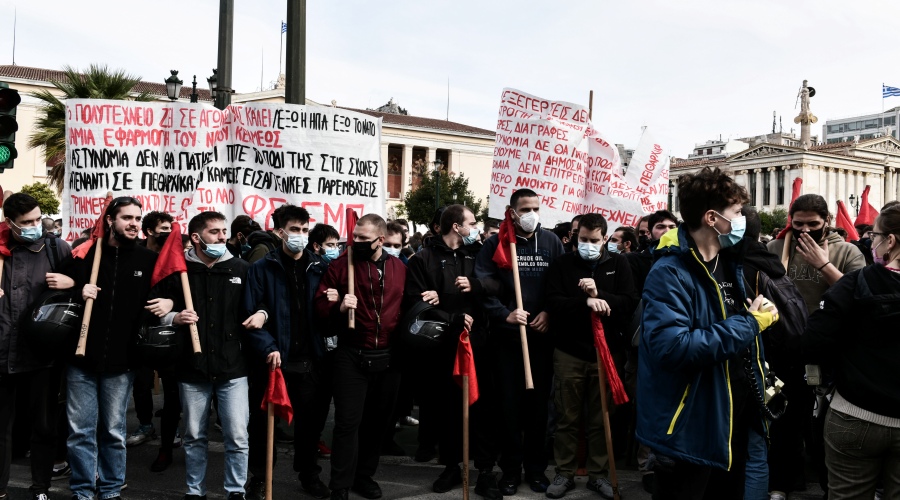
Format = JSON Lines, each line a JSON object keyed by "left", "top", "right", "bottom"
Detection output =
{"left": 229, "top": 277, "right": 242, "bottom": 285}
{"left": 134, "top": 271, "right": 143, "bottom": 277}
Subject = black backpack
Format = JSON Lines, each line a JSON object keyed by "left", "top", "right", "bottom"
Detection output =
{"left": 748, "top": 270, "right": 808, "bottom": 360}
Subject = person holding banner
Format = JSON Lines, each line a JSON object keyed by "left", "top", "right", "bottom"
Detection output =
{"left": 0, "top": 193, "right": 74, "bottom": 500}
{"left": 65, "top": 197, "right": 159, "bottom": 500}
{"left": 403, "top": 204, "right": 500, "bottom": 498}
{"left": 315, "top": 214, "right": 406, "bottom": 500}
{"left": 636, "top": 168, "right": 780, "bottom": 499}
{"left": 545, "top": 213, "right": 638, "bottom": 499}
{"left": 153, "top": 211, "right": 250, "bottom": 500}
{"left": 244, "top": 205, "right": 334, "bottom": 500}
{"left": 474, "top": 188, "right": 565, "bottom": 495}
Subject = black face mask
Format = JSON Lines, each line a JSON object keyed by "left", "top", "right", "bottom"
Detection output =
{"left": 638, "top": 235, "right": 651, "bottom": 249}
{"left": 154, "top": 231, "right": 171, "bottom": 246}
{"left": 792, "top": 227, "right": 825, "bottom": 243}
{"left": 352, "top": 240, "right": 378, "bottom": 261}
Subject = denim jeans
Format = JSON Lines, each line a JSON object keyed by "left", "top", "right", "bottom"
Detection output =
{"left": 66, "top": 365, "right": 134, "bottom": 500}
{"left": 180, "top": 377, "right": 249, "bottom": 497}
{"left": 744, "top": 425, "right": 769, "bottom": 500}
{"left": 824, "top": 408, "right": 900, "bottom": 500}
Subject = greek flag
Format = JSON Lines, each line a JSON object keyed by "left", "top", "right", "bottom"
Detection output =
{"left": 883, "top": 84, "right": 900, "bottom": 98}
{"left": 281, "top": 21, "right": 287, "bottom": 34}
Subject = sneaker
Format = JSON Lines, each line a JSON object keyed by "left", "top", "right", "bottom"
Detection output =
{"left": 317, "top": 440, "right": 332, "bottom": 458}
{"left": 150, "top": 450, "right": 173, "bottom": 472}
{"left": 351, "top": 475, "right": 382, "bottom": 499}
{"left": 474, "top": 470, "right": 502, "bottom": 500}
{"left": 586, "top": 477, "right": 614, "bottom": 500}
{"left": 399, "top": 416, "right": 419, "bottom": 426}
{"left": 52, "top": 461, "right": 72, "bottom": 480}
{"left": 121, "top": 481, "right": 129, "bottom": 490}
{"left": 125, "top": 424, "right": 156, "bottom": 447}
{"left": 770, "top": 492, "right": 787, "bottom": 500}
{"left": 433, "top": 464, "right": 462, "bottom": 493}
{"left": 499, "top": 472, "right": 521, "bottom": 496}
{"left": 33, "top": 494, "right": 50, "bottom": 500}
{"left": 173, "top": 428, "right": 183, "bottom": 449}
{"left": 526, "top": 471, "right": 550, "bottom": 492}
{"left": 246, "top": 477, "right": 265, "bottom": 500}
{"left": 546, "top": 474, "right": 575, "bottom": 499}
{"left": 300, "top": 474, "right": 331, "bottom": 499}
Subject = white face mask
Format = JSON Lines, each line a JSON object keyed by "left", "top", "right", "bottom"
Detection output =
{"left": 383, "top": 247, "right": 401, "bottom": 258}
{"left": 516, "top": 211, "right": 539, "bottom": 233}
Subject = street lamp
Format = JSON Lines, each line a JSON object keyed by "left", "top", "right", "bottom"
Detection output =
{"left": 207, "top": 69, "right": 218, "bottom": 101}
{"left": 164, "top": 70, "right": 183, "bottom": 101}
{"left": 433, "top": 159, "right": 444, "bottom": 211}
{"left": 849, "top": 194, "right": 860, "bottom": 216}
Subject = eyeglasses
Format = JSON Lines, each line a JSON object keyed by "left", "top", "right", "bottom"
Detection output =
{"left": 871, "top": 231, "right": 888, "bottom": 240}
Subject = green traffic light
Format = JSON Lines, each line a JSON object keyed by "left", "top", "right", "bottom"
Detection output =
{"left": 0, "top": 145, "right": 11, "bottom": 164}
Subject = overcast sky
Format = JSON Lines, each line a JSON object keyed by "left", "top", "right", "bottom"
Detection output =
{"left": 2, "top": 0, "right": 897, "bottom": 157}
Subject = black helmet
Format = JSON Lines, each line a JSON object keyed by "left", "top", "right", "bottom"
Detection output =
{"left": 400, "top": 300, "right": 449, "bottom": 350}
{"left": 135, "top": 322, "right": 179, "bottom": 368}
{"left": 23, "top": 289, "right": 83, "bottom": 354}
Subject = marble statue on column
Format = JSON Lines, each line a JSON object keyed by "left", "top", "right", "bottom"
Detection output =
{"left": 794, "top": 80, "right": 818, "bottom": 150}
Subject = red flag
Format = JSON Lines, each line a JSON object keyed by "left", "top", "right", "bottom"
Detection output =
{"left": 453, "top": 329, "right": 479, "bottom": 405}
{"left": 261, "top": 367, "right": 293, "bottom": 424}
{"left": 592, "top": 315, "right": 629, "bottom": 405}
{"left": 0, "top": 222, "right": 11, "bottom": 258}
{"left": 776, "top": 178, "right": 803, "bottom": 239}
{"left": 835, "top": 201, "right": 860, "bottom": 241}
{"left": 491, "top": 211, "right": 517, "bottom": 270}
{"left": 72, "top": 193, "right": 113, "bottom": 259}
{"left": 853, "top": 185, "right": 879, "bottom": 227}
{"left": 150, "top": 222, "right": 187, "bottom": 288}
{"left": 345, "top": 207, "right": 359, "bottom": 241}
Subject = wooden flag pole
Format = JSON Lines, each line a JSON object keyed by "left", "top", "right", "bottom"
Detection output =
{"left": 265, "top": 402, "right": 275, "bottom": 500}
{"left": 75, "top": 233, "right": 104, "bottom": 357}
{"left": 347, "top": 246, "right": 355, "bottom": 329}
{"left": 462, "top": 375, "right": 470, "bottom": 500}
{"left": 589, "top": 90, "right": 594, "bottom": 119}
{"left": 179, "top": 272, "right": 202, "bottom": 353}
{"left": 596, "top": 349, "right": 621, "bottom": 500}
{"left": 508, "top": 240, "right": 534, "bottom": 389}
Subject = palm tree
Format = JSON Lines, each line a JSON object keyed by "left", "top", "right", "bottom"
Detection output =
{"left": 28, "top": 64, "right": 154, "bottom": 192}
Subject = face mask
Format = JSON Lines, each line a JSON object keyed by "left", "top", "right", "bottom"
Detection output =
{"left": 384, "top": 247, "right": 401, "bottom": 258}
{"left": 860, "top": 237, "right": 872, "bottom": 250}
{"left": 638, "top": 234, "right": 650, "bottom": 249}
{"left": 792, "top": 227, "right": 825, "bottom": 244}
{"left": 322, "top": 247, "right": 340, "bottom": 262}
{"left": 607, "top": 242, "right": 620, "bottom": 254}
{"left": 578, "top": 242, "right": 602, "bottom": 261}
{"left": 713, "top": 212, "right": 746, "bottom": 249}
{"left": 154, "top": 231, "right": 171, "bottom": 246}
{"left": 353, "top": 240, "right": 378, "bottom": 261}
{"left": 516, "top": 211, "right": 539, "bottom": 233}
{"left": 195, "top": 234, "right": 226, "bottom": 259}
{"left": 11, "top": 221, "right": 43, "bottom": 243}
{"left": 459, "top": 225, "right": 482, "bottom": 246}
{"left": 872, "top": 238, "right": 889, "bottom": 266}
{"left": 283, "top": 232, "right": 308, "bottom": 254}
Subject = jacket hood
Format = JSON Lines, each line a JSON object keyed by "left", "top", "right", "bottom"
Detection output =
{"left": 744, "top": 241, "right": 785, "bottom": 278}
{"left": 651, "top": 227, "right": 688, "bottom": 258}
{"left": 825, "top": 230, "right": 845, "bottom": 245}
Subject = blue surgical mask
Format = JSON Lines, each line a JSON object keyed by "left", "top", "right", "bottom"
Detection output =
{"left": 195, "top": 234, "right": 227, "bottom": 259}
{"left": 322, "top": 247, "right": 340, "bottom": 262}
{"left": 284, "top": 233, "right": 308, "bottom": 254}
{"left": 11, "top": 221, "right": 43, "bottom": 243}
{"left": 713, "top": 212, "right": 746, "bottom": 249}
{"left": 384, "top": 247, "right": 401, "bottom": 258}
{"left": 607, "top": 242, "right": 620, "bottom": 254}
{"left": 459, "top": 226, "right": 482, "bottom": 246}
{"left": 578, "top": 242, "right": 602, "bottom": 261}
{"left": 241, "top": 243, "right": 252, "bottom": 255}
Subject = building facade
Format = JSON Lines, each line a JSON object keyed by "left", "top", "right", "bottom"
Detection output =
{"left": 823, "top": 108, "right": 900, "bottom": 144}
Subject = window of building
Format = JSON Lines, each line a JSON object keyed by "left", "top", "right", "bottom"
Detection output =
{"left": 777, "top": 169, "right": 785, "bottom": 205}
{"left": 748, "top": 172, "right": 757, "bottom": 206}
{"left": 846, "top": 121, "right": 859, "bottom": 131}
{"left": 762, "top": 171, "right": 771, "bottom": 205}
{"left": 387, "top": 145, "right": 403, "bottom": 199}
{"left": 884, "top": 116, "right": 897, "bottom": 126}
{"left": 828, "top": 125, "right": 841, "bottom": 134}
{"left": 865, "top": 119, "right": 880, "bottom": 129}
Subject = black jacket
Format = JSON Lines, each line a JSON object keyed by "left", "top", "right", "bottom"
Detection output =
{"left": 166, "top": 251, "right": 250, "bottom": 383}
{"left": 404, "top": 238, "right": 496, "bottom": 345}
{"left": 804, "top": 264, "right": 900, "bottom": 418}
{"left": 626, "top": 247, "right": 654, "bottom": 293}
{"left": 68, "top": 241, "right": 157, "bottom": 373}
{"left": 547, "top": 249, "right": 638, "bottom": 361}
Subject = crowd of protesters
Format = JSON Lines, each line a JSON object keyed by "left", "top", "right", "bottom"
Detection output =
{"left": 1, "top": 166, "right": 898, "bottom": 500}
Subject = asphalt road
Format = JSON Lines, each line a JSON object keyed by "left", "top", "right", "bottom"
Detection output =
{"left": 5, "top": 391, "right": 826, "bottom": 500}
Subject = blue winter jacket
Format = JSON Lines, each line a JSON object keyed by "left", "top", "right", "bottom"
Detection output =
{"left": 635, "top": 227, "right": 767, "bottom": 471}
{"left": 243, "top": 248, "right": 331, "bottom": 362}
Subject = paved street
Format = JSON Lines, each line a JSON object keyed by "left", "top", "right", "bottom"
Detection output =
{"left": 5, "top": 391, "right": 825, "bottom": 499}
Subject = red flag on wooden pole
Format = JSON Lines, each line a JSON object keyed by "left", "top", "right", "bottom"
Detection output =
{"left": 491, "top": 211, "right": 516, "bottom": 270}
{"left": 592, "top": 315, "right": 629, "bottom": 405}
{"left": 854, "top": 185, "right": 879, "bottom": 227}
{"left": 150, "top": 222, "right": 187, "bottom": 287}
{"left": 453, "top": 330, "right": 479, "bottom": 405}
{"left": 835, "top": 201, "right": 860, "bottom": 241}
{"left": 776, "top": 178, "right": 803, "bottom": 240}
{"left": 261, "top": 367, "right": 293, "bottom": 424}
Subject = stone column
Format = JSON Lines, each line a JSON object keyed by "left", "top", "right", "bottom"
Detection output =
{"left": 402, "top": 145, "right": 413, "bottom": 196}
{"left": 755, "top": 169, "right": 764, "bottom": 209}
{"left": 768, "top": 167, "right": 778, "bottom": 208}
{"left": 427, "top": 147, "right": 437, "bottom": 167}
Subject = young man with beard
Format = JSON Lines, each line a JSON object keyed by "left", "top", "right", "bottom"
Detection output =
{"left": 66, "top": 197, "right": 160, "bottom": 500}
{"left": 244, "top": 206, "right": 335, "bottom": 499}
{"left": 404, "top": 204, "right": 501, "bottom": 498}
{"left": 0, "top": 193, "right": 74, "bottom": 500}
{"left": 315, "top": 214, "right": 406, "bottom": 500}
{"left": 474, "top": 188, "right": 565, "bottom": 495}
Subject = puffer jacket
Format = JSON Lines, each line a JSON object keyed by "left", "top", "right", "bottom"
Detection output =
{"left": 636, "top": 227, "right": 767, "bottom": 471}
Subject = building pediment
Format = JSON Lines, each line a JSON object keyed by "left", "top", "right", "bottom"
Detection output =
{"left": 856, "top": 136, "right": 900, "bottom": 154}
{"left": 728, "top": 143, "right": 802, "bottom": 161}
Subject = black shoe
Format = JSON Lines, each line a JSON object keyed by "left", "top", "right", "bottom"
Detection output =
{"left": 227, "top": 494, "right": 246, "bottom": 500}
{"left": 499, "top": 472, "right": 521, "bottom": 496}
{"left": 300, "top": 475, "right": 331, "bottom": 499}
{"left": 525, "top": 471, "right": 550, "bottom": 493}
{"left": 275, "top": 427, "right": 294, "bottom": 443}
{"left": 351, "top": 475, "right": 382, "bottom": 499}
{"left": 381, "top": 439, "right": 406, "bottom": 456}
{"left": 183, "top": 495, "right": 207, "bottom": 500}
{"left": 330, "top": 489, "right": 348, "bottom": 500}
{"left": 433, "top": 464, "right": 463, "bottom": 493}
{"left": 642, "top": 473, "right": 656, "bottom": 494}
{"left": 150, "top": 450, "right": 173, "bottom": 472}
{"left": 246, "top": 476, "right": 265, "bottom": 500}
{"left": 414, "top": 445, "right": 437, "bottom": 463}
{"left": 474, "top": 470, "right": 502, "bottom": 500}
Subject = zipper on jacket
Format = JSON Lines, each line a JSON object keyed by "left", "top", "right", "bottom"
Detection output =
{"left": 103, "top": 247, "right": 119, "bottom": 369}
{"left": 689, "top": 248, "right": 734, "bottom": 471}
{"left": 666, "top": 383, "right": 691, "bottom": 434}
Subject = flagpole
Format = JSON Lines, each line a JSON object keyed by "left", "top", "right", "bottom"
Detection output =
{"left": 596, "top": 347, "right": 621, "bottom": 500}
{"left": 508, "top": 239, "right": 534, "bottom": 389}
{"left": 265, "top": 401, "right": 275, "bottom": 500}
{"left": 882, "top": 83, "right": 885, "bottom": 137}
{"left": 180, "top": 272, "right": 202, "bottom": 353}
{"left": 279, "top": 26, "right": 284, "bottom": 77}
{"left": 75, "top": 191, "right": 113, "bottom": 357}
{"left": 347, "top": 247, "right": 355, "bottom": 329}
{"left": 462, "top": 375, "right": 470, "bottom": 500}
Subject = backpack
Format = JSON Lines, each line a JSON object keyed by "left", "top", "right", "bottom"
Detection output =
{"left": 748, "top": 270, "right": 808, "bottom": 360}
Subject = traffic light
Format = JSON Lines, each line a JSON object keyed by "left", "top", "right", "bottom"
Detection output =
{"left": 0, "top": 83, "right": 21, "bottom": 173}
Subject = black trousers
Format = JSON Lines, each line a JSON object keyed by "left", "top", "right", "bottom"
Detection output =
{"left": 329, "top": 347, "right": 400, "bottom": 490}
{"left": 0, "top": 366, "right": 60, "bottom": 495}
{"left": 157, "top": 371, "right": 182, "bottom": 453}
{"left": 248, "top": 354, "right": 333, "bottom": 480}
{"left": 492, "top": 334, "right": 554, "bottom": 476}
{"left": 132, "top": 366, "right": 154, "bottom": 426}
